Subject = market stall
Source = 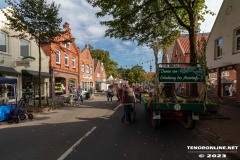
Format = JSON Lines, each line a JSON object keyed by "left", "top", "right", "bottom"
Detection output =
{"left": 0, "top": 77, "right": 18, "bottom": 121}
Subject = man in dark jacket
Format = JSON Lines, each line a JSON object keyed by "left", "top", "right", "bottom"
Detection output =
{"left": 123, "top": 85, "right": 136, "bottom": 124}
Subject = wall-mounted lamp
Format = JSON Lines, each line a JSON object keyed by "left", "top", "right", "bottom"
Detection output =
{"left": 0, "top": 60, "right": 4, "bottom": 64}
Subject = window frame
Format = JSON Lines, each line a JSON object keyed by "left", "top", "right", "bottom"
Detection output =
{"left": 222, "top": 71, "right": 230, "bottom": 76}
{"left": 86, "top": 64, "right": 90, "bottom": 73}
{"left": 82, "top": 63, "right": 85, "bottom": 72}
{"left": 65, "top": 53, "right": 69, "bottom": 66}
{"left": 63, "top": 38, "right": 67, "bottom": 48}
{"left": 234, "top": 27, "right": 240, "bottom": 53}
{"left": 90, "top": 66, "right": 93, "bottom": 74}
{"left": 0, "top": 31, "right": 8, "bottom": 54}
{"left": 72, "top": 56, "right": 76, "bottom": 68}
{"left": 20, "top": 39, "right": 30, "bottom": 57}
{"left": 56, "top": 50, "right": 60, "bottom": 64}
{"left": 215, "top": 37, "right": 222, "bottom": 59}
{"left": 97, "top": 72, "right": 100, "bottom": 78}
{"left": 67, "top": 42, "right": 71, "bottom": 50}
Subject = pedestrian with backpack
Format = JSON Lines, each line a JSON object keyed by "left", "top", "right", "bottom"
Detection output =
{"left": 122, "top": 85, "right": 136, "bottom": 125}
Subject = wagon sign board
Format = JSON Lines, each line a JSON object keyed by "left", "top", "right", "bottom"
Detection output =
{"left": 159, "top": 67, "right": 205, "bottom": 83}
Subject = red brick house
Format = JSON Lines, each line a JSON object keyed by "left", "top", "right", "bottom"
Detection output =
{"left": 41, "top": 22, "right": 80, "bottom": 96}
{"left": 169, "top": 34, "right": 208, "bottom": 96}
{"left": 79, "top": 45, "right": 94, "bottom": 91}
{"left": 94, "top": 60, "right": 107, "bottom": 91}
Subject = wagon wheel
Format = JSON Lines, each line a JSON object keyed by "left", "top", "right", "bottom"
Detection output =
{"left": 14, "top": 117, "right": 20, "bottom": 124}
{"left": 28, "top": 113, "right": 34, "bottom": 120}
{"left": 20, "top": 114, "right": 26, "bottom": 120}
{"left": 182, "top": 114, "right": 194, "bottom": 129}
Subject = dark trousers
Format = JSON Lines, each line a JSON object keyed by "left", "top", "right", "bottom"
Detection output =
{"left": 124, "top": 104, "right": 132, "bottom": 123}
{"left": 107, "top": 94, "right": 113, "bottom": 101}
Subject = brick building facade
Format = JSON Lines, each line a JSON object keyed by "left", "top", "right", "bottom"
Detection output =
{"left": 169, "top": 35, "right": 208, "bottom": 96}
{"left": 94, "top": 60, "right": 107, "bottom": 91}
{"left": 79, "top": 45, "right": 94, "bottom": 91}
{"left": 41, "top": 22, "right": 80, "bottom": 97}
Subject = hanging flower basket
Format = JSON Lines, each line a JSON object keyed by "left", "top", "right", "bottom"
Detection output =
{"left": 22, "top": 56, "right": 36, "bottom": 61}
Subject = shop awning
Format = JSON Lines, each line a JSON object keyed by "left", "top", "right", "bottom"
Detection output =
{"left": 96, "top": 80, "right": 104, "bottom": 83}
{"left": 22, "top": 70, "right": 51, "bottom": 78}
{"left": 0, "top": 66, "right": 20, "bottom": 76}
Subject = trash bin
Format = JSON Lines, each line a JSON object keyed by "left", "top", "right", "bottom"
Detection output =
{"left": 86, "top": 92, "right": 90, "bottom": 99}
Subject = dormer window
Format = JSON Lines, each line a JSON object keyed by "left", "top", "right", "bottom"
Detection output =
{"left": 63, "top": 38, "right": 67, "bottom": 48}
{"left": 67, "top": 42, "right": 71, "bottom": 50}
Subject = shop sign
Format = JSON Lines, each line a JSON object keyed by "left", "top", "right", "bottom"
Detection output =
{"left": 16, "top": 60, "right": 31, "bottom": 67}
{"left": 83, "top": 73, "right": 92, "bottom": 79}
{"left": 159, "top": 67, "right": 205, "bottom": 83}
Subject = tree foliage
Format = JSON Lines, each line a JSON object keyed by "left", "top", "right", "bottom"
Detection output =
{"left": 2, "top": 0, "right": 63, "bottom": 107}
{"left": 90, "top": 49, "right": 118, "bottom": 78}
{"left": 87, "top": 0, "right": 213, "bottom": 97}
{"left": 117, "top": 65, "right": 145, "bottom": 84}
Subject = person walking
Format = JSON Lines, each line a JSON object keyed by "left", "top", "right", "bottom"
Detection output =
{"left": 118, "top": 86, "right": 124, "bottom": 104}
{"left": 138, "top": 85, "right": 143, "bottom": 103}
{"left": 77, "top": 86, "right": 83, "bottom": 104}
{"left": 229, "top": 85, "right": 234, "bottom": 96}
{"left": 107, "top": 86, "right": 113, "bottom": 104}
{"left": 122, "top": 85, "right": 136, "bottom": 124}
{"left": 90, "top": 87, "right": 95, "bottom": 99}
{"left": 224, "top": 84, "right": 229, "bottom": 96}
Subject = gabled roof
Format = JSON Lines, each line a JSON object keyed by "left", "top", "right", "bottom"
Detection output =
{"left": 178, "top": 34, "right": 209, "bottom": 53}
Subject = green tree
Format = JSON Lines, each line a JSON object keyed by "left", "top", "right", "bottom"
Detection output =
{"left": 87, "top": 0, "right": 179, "bottom": 100}
{"left": 87, "top": 0, "right": 213, "bottom": 97}
{"left": 2, "top": 0, "right": 63, "bottom": 107}
{"left": 117, "top": 65, "right": 145, "bottom": 85}
{"left": 90, "top": 49, "right": 118, "bottom": 78}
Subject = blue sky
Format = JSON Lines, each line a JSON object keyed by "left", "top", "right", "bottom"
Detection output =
{"left": 0, "top": 0, "right": 223, "bottom": 72}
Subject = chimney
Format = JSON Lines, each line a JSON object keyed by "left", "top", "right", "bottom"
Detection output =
{"left": 63, "top": 22, "right": 70, "bottom": 30}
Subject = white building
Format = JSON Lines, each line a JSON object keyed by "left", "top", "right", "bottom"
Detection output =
{"left": 0, "top": 9, "right": 50, "bottom": 100}
{"left": 206, "top": 0, "right": 240, "bottom": 103}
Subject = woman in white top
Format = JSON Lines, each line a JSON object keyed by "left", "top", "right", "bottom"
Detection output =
{"left": 107, "top": 87, "right": 113, "bottom": 104}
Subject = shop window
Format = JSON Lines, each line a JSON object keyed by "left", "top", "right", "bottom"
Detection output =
{"left": 221, "top": 69, "right": 237, "bottom": 97}
{"left": 56, "top": 50, "right": 60, "bottom": 64}
{"left": 20, "top": 39, "right": 30, "bottom": 57}
{"left": 0, "top": 31, "right": 8, "bottom": 53}
{"left": 215, "top": 37, "right": 222, "bottom": 59}
{"left": 222, "top": 71, "right": 229, "bottom": 76}
{"left": 65, "top": 54, "right": 69, "bottom": 66}
{"left": 234, "top": 27, "right": 240, "bottom": 53}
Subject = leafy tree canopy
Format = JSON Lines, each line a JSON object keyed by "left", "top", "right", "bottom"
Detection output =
{"left": 2, "top": 0, "right": 63, "bottom": 43}
{"left": 87, "top": 0, "right": 214, "bottom": 97}
{"left": 90, "top": 49, "right": 118, "bottom": 78}
{"left": 117, "top": 65, "right": 145, "bottom": 84}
